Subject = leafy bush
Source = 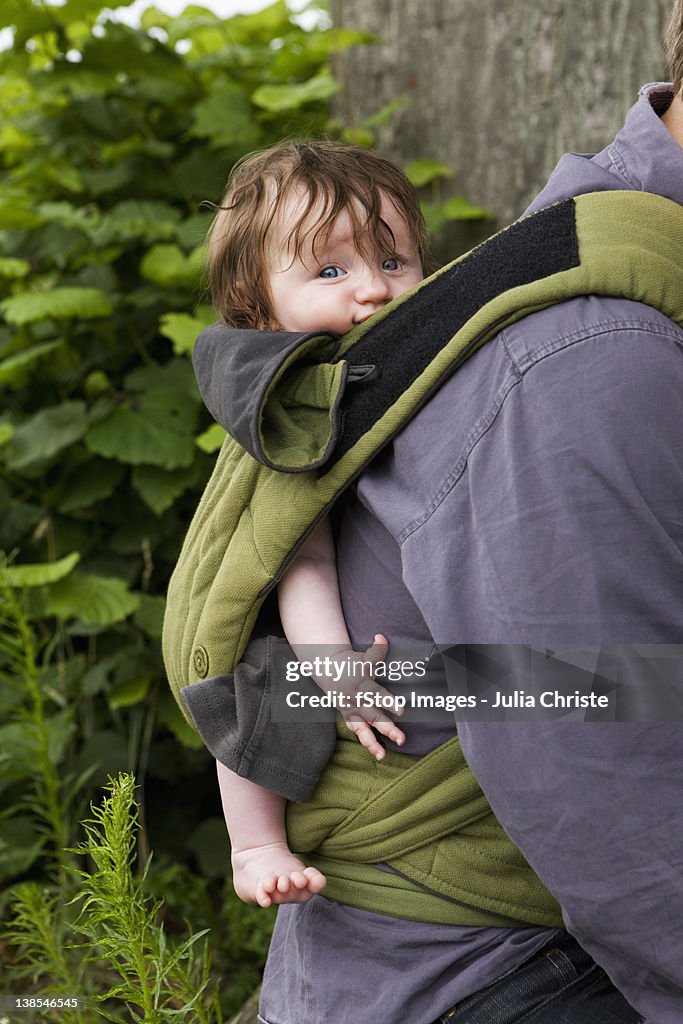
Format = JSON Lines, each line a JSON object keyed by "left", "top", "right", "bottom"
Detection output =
{"left": 0, "top": 2, "right": 491, "bottom": 1016}
{"left": 0, "top": 0, "right": 366, "bottom": 858}
{"left": 0, "top": 0, "right": 372, "bottom": 1015}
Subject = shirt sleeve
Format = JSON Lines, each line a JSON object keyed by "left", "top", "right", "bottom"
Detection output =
{"left": 400, "top": 321, "right": 683, "bottom": 1020}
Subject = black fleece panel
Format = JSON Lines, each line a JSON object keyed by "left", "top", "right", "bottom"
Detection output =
{"left": 328, "top": 198, "right": 579, "bottom": 467}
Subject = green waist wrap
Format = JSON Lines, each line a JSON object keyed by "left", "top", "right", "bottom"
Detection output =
{"left": 287, "top": 726, "right": 564, "bottom": 928}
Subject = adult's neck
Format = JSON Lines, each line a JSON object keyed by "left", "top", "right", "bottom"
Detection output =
{"left": 662, "top": 91, "right": 683, "bottom": 148}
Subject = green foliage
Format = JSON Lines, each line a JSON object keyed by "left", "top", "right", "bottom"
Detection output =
{"left": 0, "top": 0, "right": 344, "bottom": 1013}
{"left": 0, "top": 2, "right": 491, "bottom": 1017}
{"left": 0, "top": 0, "right": 361, "bottom": 784}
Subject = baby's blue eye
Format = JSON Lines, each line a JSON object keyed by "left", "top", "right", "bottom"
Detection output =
{"left": 382, "top": 257, "right": 401, "bottom": 272}
{"left": 319, "top": 266, "right": 344, "bottom": 279}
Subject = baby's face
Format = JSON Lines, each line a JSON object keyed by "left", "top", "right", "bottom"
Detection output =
{"left": 267, "top": 191, "right": 423, "bottom": 336}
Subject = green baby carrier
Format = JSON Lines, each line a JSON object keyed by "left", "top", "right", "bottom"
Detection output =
{"left": 163, "top": 191, "right": 683, "bottom": 927}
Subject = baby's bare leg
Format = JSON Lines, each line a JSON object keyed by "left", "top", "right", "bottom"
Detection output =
{"left": 216, "top": 761, "right": 326, "bottom": 908}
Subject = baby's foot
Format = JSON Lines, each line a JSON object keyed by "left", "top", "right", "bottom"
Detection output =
{"left": 231, "top": 842, "right": 327, "bottom": 908}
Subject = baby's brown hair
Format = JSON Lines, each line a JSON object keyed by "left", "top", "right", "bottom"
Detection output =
{"left": 206, "top": 140, "right": 428, "bottom": 329}
{"left": 667, "top": 0, "right": 683, "bottom": 97}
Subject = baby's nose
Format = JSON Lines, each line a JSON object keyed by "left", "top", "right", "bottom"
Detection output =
{"left": 356, "top": 266, "right": 391, "bottom": 303}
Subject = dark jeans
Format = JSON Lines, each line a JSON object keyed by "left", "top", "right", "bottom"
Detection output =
{"left": 434, "top": 934, "right": 644, "bottom": 1024}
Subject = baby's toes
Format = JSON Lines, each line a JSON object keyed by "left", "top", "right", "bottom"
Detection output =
{"left": 276, "top": 874, "right": 292, "bottom": 894}
{"left": 290, "top": 870, "right": 309, "bottom": 890}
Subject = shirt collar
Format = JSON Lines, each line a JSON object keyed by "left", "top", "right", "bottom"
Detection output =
{"left": 604, "top": 83, "right": 683, "bottom": 202}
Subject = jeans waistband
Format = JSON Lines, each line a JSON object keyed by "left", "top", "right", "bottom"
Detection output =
{"left": 440, "top": 933, "right": 591, "bottom": 1020}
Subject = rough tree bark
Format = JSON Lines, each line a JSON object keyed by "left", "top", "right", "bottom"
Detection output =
{"left": 332, "top": 0, "right": 670, "bottom": 252}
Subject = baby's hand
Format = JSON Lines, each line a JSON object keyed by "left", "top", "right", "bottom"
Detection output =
{"left": 320, "top": 634, "right": 407, "bottom": 760}
{"left": 231, "top": 842, "right": 327, "bottom": 909}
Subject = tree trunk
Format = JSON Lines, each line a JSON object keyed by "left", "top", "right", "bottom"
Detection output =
{"left": 332, "top": 0, "right": 670, "bottom": 254}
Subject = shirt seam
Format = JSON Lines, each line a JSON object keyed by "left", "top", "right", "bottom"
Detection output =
{"left": 399, "top": 321, "right": 683, "bottom": 543}
{"left": 606, "top": 141, "right": 640, "bottom": 188}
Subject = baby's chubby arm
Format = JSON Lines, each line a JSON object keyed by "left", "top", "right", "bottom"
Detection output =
{"left": 278, "top": 518, "right": 405, "bottom": 759}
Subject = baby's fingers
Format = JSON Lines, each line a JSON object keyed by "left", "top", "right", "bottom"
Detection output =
{"left": 303, "top": 866, "right": 327, "bottom": 893}
{"left": 364, "top": 633, "right": 389, "bottom": 663}
{"left": 346, "top": 717, "right": 387, "bottom": 760}
{"left": 370, "top": 715, "right": 406, "bottom": 746}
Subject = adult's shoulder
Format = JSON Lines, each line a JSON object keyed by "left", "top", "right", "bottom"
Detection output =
{"left": 501, "top": 294, "right": 683, "bottom": 374}
{"left": 357, "top": 294, "right": 683, "bottom": 546}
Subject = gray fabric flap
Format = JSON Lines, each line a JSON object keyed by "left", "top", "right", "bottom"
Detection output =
{"left": 181, "top": 635, "right": 336, "bottom": 803}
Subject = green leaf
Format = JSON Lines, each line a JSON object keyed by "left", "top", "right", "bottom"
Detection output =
{"left": 0, "top": 287, "right": 113, "bottom": 325}
{"left": 0, "top": 552, "right": 80, "bottom": 588}
{"left": 362, "top": 97, "right": 411, "bottom": 128}
{"left": 81, "top": 651, "right": 123, "bottom": 697}
{"left": 440, "top": 194, "right": 493, "bottom": 221}
{"left": 134, "top": 594, "right": 166, "bottom": 638}
{"left": 4, "top": 401, "right": 88, "bottom": 470}
{"left": 0, "top": 340, "right": 63, "bottom": 388}
{"left": 191, "top": 83, "right": 261, "bottom": 149}
{"left": 300, "top": 27, "right": 377, "bottom": 57}
{"left": 0, "top": 423, "right": 15, "bottom": 446}
{"left": 41, "top": 573, "right": 140, "bottom": 626}
{"left": 131, "top": 463, "right": 197, "bottom": 515}
{"left": 174, "top": 213, "right": 213, "bottom": 251}
{"left": 0, "top": 817, "right": 44, "bottom": 882}
{"left": 0, "top": 257, "right": 30, "bottom": 278}
{"left": 157, "top": 693, "right": 204, "bottom": 749}
{"left": 252, "top": 71, "right": 339, "bottom": 112}
{"left": 56, "top": 459, "right": 126, "bottom": 513}
{"left": 75, "top": 729, "right": 129, "bottom": 785}
{"left": 405, "top": 159, "right": 454, "bottom": 188}
{"left": 108, "top": 676, "right": 151, "bottom": 710}
{"left": 0, "top": 205, "right": 44, "bottom": 230}
{"left": 340, "top": 126, "right": 375, "bottom": 149}
{"left": 196, "top": 422, "right": 226, "bottom": 453}
{"left": 0, "top": 485, "right": 42, "bottom": 549}
{"left": 83, "top": 370, "right": 112, "bottom": 399}
{"left": 45, "top": 707, "right": 76, "bottom": 765}
{"left": 140, "top": 244, "right": 204, "bottom": 289}
{"left": 86, "top": 359, "right": 200, "bottom": 468}
{"left": 86, "top": 405, "right": 197, "bottom": 469}
{"left": 159, "top": 307, "right": 215, "bottom": 356}
{"left": 419, "top": 201, "right": 446, "bottom": 235}
{"left": 88, "top": 199, "right": 182, "bottom": 246}
{"left": 0, "top": 724, "right": 38, "bottom": 781}
{"left": 187, "top": 817, "right": 229, "bottom": 878}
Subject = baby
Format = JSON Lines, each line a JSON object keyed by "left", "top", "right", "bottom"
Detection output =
{"left": 205, "top": 140, "right": 427, "bottom": 908}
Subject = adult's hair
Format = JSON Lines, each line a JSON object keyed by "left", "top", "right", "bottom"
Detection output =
{"left": 206, "top": 140, "right": 428, "bottom": 330}
{"left": 666, "top": 0, "right": 683, "bottom": 97}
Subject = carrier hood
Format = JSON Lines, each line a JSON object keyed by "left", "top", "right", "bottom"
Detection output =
{"left": 193, "top": 326, "right": 377, "bottom": 473}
